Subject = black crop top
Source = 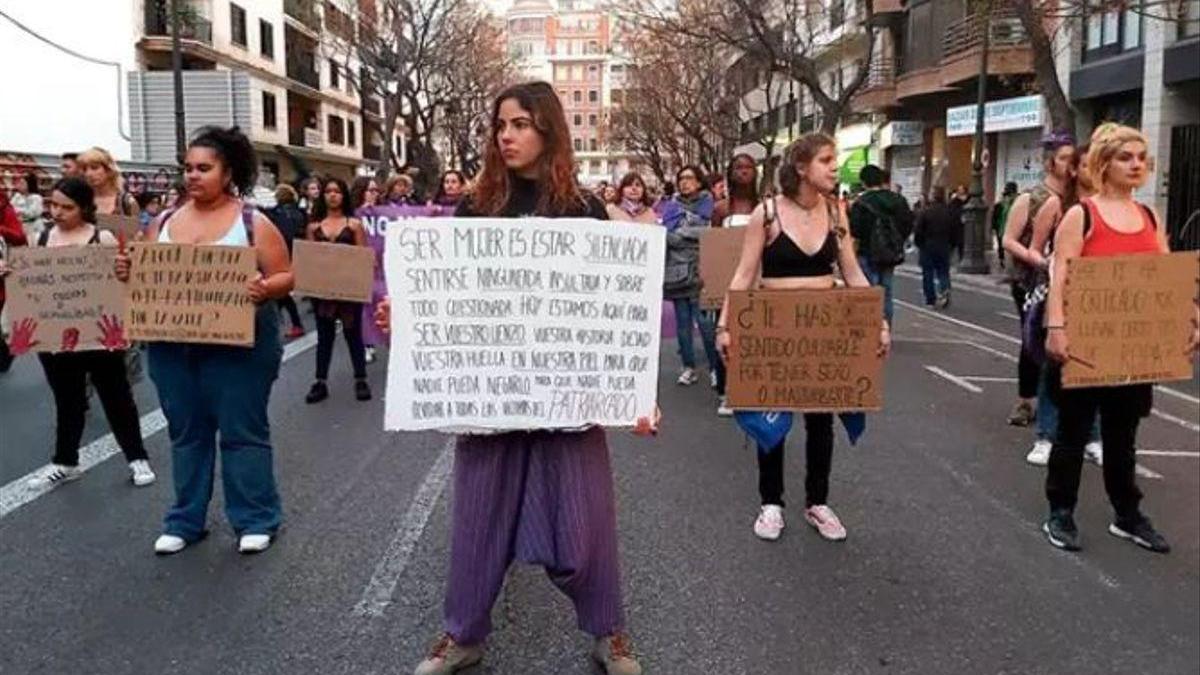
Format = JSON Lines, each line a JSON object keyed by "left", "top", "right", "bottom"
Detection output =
{"left": 761, "top": 200, "right": 840, "bottom": 278}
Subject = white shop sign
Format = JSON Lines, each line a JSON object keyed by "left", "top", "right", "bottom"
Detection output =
{"left": 880, "top": 121, "right": 924, "bottom": 148}
{"left": 384, "top": 217, "right": 666, "bottom": 432}
{"left": 946, "top": 95, "right": 1044, "bottom": 137}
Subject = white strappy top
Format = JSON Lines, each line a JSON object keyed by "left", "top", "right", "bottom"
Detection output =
{"left": 158, "top": 211, "right": 250, "bottom": 247}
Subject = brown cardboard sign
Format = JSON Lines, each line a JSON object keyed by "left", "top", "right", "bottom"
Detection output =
{"left": 4, "top": 246, "right": 127, "bottom": 353}
{"left": 1063, "top": 251, "right": 1199, "bottom": 388}
{"left": 124, "top": 242, "right": 257, "bottom": 346}
{"left": 726, "top": 288, "right": 884, "bottom": 411}
{"left": 699, "top": 228, "right": 745, "bottom": 309}
{"left": 292, "top": 239, "right": 376, "bottom": 303}
{"left": 95, "top": 214, "right": 142, "bottom": 240}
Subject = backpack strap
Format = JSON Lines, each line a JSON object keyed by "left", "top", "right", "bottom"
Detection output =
{"left": 241, "top": 204, "right": 257, "bottom": 246}
{"left": 1080, "top": 198, "right": 1093, "bottom": 237}
{"left": 37, "top": 226, "right": 52, "bottom": 247}
{"left": 1138, "top": 202, "right": 1158, "bottom": 231}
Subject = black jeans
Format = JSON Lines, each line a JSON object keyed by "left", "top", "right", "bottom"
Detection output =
{"left": 757, "top": 414, "right": 834, "bottom": 508}
{"left": 279, "top": 296, "right": 304, "bottom": 330}
{"left": 1010, "top": 282, "right": 1039, "bottom": 399}
{"left": 315, "top": 313, "right": 366, "bottom": 381}
{"left": 1046, "top": 379, "right": 1150, "bottom": 519}
{"left": 38, "top": 350, "right": 148, "bottom": 466}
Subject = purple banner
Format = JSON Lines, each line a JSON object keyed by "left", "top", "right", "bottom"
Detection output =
{"left": 356, "top": 204, "right": 451, "bottom": 346}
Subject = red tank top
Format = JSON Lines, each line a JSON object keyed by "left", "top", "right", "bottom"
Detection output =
{"left": 1079, "top": 198, "right": 1160, "bottom": 258}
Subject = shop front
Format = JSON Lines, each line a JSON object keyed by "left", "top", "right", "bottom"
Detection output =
{"left": 835, "top": 123, "right": 876, "bottom": 192}
{"left": 880, "top": 121, "right": 925, "bottom": 205}
{"left": 946, "top": 94, "right": 1045, "bottom": 201}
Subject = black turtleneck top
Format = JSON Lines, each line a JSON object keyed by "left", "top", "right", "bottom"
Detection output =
{"left": 456, "top": 176, "right": 608, "bottom": 220}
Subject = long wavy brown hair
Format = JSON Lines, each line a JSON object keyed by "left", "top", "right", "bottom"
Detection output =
{"left": 472, "top": 81, "right": 584, "bottom": 216}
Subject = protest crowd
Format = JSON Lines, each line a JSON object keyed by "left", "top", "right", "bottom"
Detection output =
{"left": 1, "top": 72, "right": 1198, "bottom": 675}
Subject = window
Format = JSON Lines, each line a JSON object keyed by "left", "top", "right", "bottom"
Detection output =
{"left": 574, "top": 90, "right": 582, "bottom": 103}
{"left": 230, "top": 3, "right": 247, "bottom": 47}
{"left": 829, "top": 0, "right": 845, "bottom": 29}
{"left": 260, "top": 20, "right": 274, "bottom": 59}
{"left": 588, "top": 89, "right": 598, "bottom": 103}
{"left": 573, "top": 138, "right": 583, "bottom": 151}
{"left": 1083, "top": 0, "right": 1144, "bottom": 61}
{"left": 574, "top": 114, "right": 583, "bottom": 126}
{"left": 328, "top": 114, "right": 345, "bottom": 145}
{"left": 348, "top": 120, "right": 356, "bottom": 148}
{"left": 1183, "top": 0, "right": 1200, "bottom": 38}
{"left": 589, "top": 160, "right": 601, "bottom": 173}
{"left": 589, "top": 138, "right": 598, "bottom": 152}
{"left": 329, "top": 60, "right": 340, "bottom": 89}
{"left": 588, "top": 113, "right": 598, "bottom": 126}
{"left": 262, "top": 92, "right": 277, "bottom": 129}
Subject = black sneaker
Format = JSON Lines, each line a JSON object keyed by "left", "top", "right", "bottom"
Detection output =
{"left": 355, "top": 379, "right": 372, "bottom": 401}
{"left": 1109, "top": 515, "right": 1171, "bottom": 554}
{"left": 1043, "top": 510, "right": 1082, "bottom": 551}
{"left": 305, "top": 381, "right": 329, "bottom": 404}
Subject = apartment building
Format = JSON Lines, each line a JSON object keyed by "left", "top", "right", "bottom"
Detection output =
{"left": 132, "top": 0, "right": 400, "bottom": 186}
{"left": 502, "top": 0, "right": 635, "bottom": 184}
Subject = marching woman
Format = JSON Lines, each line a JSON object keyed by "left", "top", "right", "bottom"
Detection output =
{"left": 18, "top": 178, "right": 155, "bottom": 489}
{"left": 605, "top": 172, "right": 657, "bottom": 224}
{"left": 303, "top": 178, "right": 371, "bottom": 404}
{"left": 380, "top": 81, "right": 647, "bottom": 675}
{"left": 116, "top": 126, "right": 294, "bottom": 555}
{"left": 1042, "top": 124, "right": 1196, "bottom": 553}
{"left": 716, "top": 133, "right": 890, "bottom": 543}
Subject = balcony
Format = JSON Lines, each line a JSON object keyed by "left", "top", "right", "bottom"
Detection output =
{"left": 143, "top": 0, "right": 212, "bottom": 44}
{"left": 939, "top": 9, "right": 1033, "bottom": 85}
{"left": 286, "top": 54, "right": 320, "bottom": 90}
{"left": 867, "top": 0, "right": 905, "bottom": 26}
{"left": 851, "top": 56, "right": 898, "bottom": 111}
{"left": 285, "top": 0, "right": 321, "bottom": 34}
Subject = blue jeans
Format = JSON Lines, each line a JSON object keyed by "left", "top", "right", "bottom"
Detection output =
{"left": 1036, "top": 364, "right": 1099, "bottom": 443}
{"left": 148, "top": 305, "right": 284, "bottom": 541}
{"left": 918, "top": 249, "right": 951, "bottom": 305}
{"left": 672, "top": 297, "right": 720, "bottom": 373}
{"left": 858, "top": 256, "right": 895, "bottom": 324}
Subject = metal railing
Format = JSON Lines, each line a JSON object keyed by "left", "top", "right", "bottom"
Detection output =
{"left": 284, "top": 0, "right": 321, "bottom": 33}
{"left": 144, "top": 1, "right": 212, "bottom": 43}
{"left": 861, "top": 56, "right": 896, "bottom": 89}
{"left": 942, "top": 8, "right": 1029, "bottom": 61}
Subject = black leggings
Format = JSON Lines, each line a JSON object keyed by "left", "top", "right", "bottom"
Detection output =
{"left": 1047, "top": 381, "right": 1149, "bottom": 519}
{"left": 315, "top": 313, "right": 366, "bottom": 381}
{"left": 1010, "top": 282, "right": 1039, "bottom": 399}
{"left": 757, "top": 414, "right": 834, "bottom": 508}
{"left": 279, "top": 296, "right": 304, "bottom": 330}
{"left": 38, "top": 351, "right": 148, "bottom": 466}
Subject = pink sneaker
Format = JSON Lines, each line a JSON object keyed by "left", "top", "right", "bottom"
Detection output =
{"left": 804, "top": 505, "right": 847, "bottom": 541}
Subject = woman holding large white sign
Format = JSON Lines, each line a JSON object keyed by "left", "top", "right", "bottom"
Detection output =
{"left": 1041, "top": 124, "right": 1199, "bottom": 554}
{"left": 715, "top": 133, "right": 891, "bottom": 544}
{"left": 115, "top": 127, "right": 295, "bottom": 556}
{"left": 387, "top": 81, "right": 647, "bottom": 675}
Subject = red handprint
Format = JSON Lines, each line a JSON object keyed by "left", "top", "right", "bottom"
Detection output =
{"left": 8, "top": 318, "right": 40, "bottom": 356}
{"left": 60, "top": 327, "right": 80, "bottom": 352}
{"left": 96, "top": 314, "right": 129, "bottom": 351}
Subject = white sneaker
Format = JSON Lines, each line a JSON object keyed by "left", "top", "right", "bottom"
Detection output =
{"left": 716, "top": 397, "right": 734, "bottom": 417}
{"left": 1085, "top": 441, "right": 1103, "bottom": 466}
{"left": 238, "top": 534, "right": 272, "bottom": 554}
{"left": 129, "top": 460, "right": 156, "bottom": 487}
{"left": 27, "top": 464, "right": 81, "bottom": 489}
{"left": 364, "top": 346, "right": 377, "bottom": 364}
{"left": 154, "top": 534, "right": 187, "bottom": 555}
{"left": 710, "top": 370, "right": 719, "bottom": 389}
{"left": 676, "top": 368, "right": 698, "bottom": 386}
{"left": 753, "top": 505, "right": 785, "bottom": 541}
{"left": 1026, "top": 439, "right": 1052, "bottom": 466}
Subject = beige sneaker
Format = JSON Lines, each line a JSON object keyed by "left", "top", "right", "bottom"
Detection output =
{"left": 413, "top": 633, "right": 483, "bottom": 675}
{"left": 592, "top": 633, "right": 642, "bottom": 675}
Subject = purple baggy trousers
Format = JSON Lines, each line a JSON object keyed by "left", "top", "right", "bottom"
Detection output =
{"left": 444, "top": 427, "right": 626, "bottom": 645}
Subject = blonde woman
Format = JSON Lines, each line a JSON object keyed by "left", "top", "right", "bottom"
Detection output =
{"left": 78, "top": 147, "right": 139, "bottom": 220}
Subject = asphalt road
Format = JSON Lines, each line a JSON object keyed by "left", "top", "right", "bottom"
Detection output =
{"left": 1, "top": 274, "right": 1197, "bottom": 675}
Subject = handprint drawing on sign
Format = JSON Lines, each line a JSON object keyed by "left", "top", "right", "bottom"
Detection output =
{"left": 60, "top": 327, "right": 80, "bottom": 352}
{"left": 97, "top": 314, "right": 129, "bottom": 351}
{"left": 8, "top": 318, "right": 40, "bottom": 356}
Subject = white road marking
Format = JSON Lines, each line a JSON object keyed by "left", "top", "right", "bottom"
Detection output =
{"left": 0, "top": 330, "right": 320, "bottom": 519}
{"left": 963, "top": 376, "right": 1018, "bottom": 383}
{"left": 1135, "top": 464, "right": 1164, "bottom": 480}
{"left": 353, "top": 436, "right": 455, "bottom": 619}
{"left": 965, "top": 342, "right": 1019, "bottom": 362}
{"left": 924, "top": 365, "right": 983, "bottom": 393}
{"left": 1137, "top": 449, "right": 1200, "bottom": 458}
{"left": 897, "top": 299, "right": 1200, "bottom": 433}
{"left": 997, "top": 311, "right": 1022, "bottom": 321}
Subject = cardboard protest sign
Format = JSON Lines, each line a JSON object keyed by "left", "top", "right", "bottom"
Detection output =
{"left": 699, "top": 228, "right": 744, "bottom": 309}
{"left": 124, "top": 243, "right": 256, "bottom": 346}
{"left": 4, "top": 246, "right": 127, "bottom": 353}
{"left": 384, "top": 217, "right": 666, "bottom": 431}
{"left": 725, "top": 288, "right": 884, "bottom": 412}
{"left": 95, "top": 214, "right": 141, "bottom": 240}
{"left": 292, "top": 239, "right": 376, "bottom": 303}
{"left": 1062, "top": 251, "right": 1199, "bottom": 388}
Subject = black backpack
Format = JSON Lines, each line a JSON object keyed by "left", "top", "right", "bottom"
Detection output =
{"left": 859, "top": 200, "right": 905, "bottom": 266}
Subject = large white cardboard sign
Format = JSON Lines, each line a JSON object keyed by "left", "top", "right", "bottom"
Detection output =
{"left": 384, "top": 217, "right": 666, "bottom": 432}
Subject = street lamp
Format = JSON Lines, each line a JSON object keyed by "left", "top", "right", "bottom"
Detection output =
{"left": 959, "top": 3, "right": 991, "bottom": 274}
